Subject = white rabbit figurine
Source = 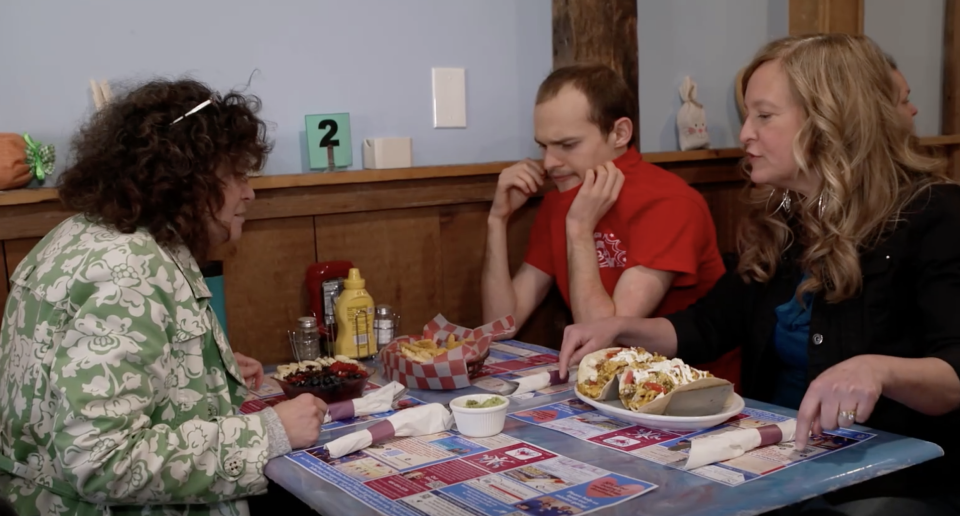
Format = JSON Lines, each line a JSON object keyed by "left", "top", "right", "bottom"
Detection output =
{"left": 677, "top": 76, "right": 710, "bottom": 151}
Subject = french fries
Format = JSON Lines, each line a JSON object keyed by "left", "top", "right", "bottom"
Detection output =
{"left": 399, "top": 333, "right": 473, "bottom": 363}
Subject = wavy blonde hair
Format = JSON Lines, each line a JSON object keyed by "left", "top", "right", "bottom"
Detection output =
{"left": 736, "top": 33, "right": 949, "bottom": 303}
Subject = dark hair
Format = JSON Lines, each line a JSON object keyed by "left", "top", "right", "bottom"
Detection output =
{"left": 57, "top": 78, "right": 272, "bottom": 261}
{"left": 535, "top": 63, "right": 637, "bottom": 145}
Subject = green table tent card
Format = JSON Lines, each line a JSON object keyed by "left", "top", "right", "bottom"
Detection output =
{"left": 306, "top": 113, "right": 352, "bottom": 170}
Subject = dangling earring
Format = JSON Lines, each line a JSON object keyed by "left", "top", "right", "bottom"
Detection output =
{"left": 817, "top": 193, "right": 826, "bottom": 218}
{"left": 772, "top": 189, "right": 791, "bottom": 214}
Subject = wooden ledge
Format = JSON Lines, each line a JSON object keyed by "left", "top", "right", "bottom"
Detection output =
{"left": 0, "top": 188, "right": 57, "bottom": 207}
{"left": 2, "top": 136, "right": 955, "bottom": 208}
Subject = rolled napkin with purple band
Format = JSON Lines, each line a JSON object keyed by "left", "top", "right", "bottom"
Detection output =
{"left": 325, "top": 403, "right": 454, "bottom": 458}
{"left": 323, "top": 381, "right": 407, "bottom": 424}
{"left": 683, "top": 420, "right": 797, "bottom": 470}
{"left": 503, "top": 368, "right": 576, "bottom": 397}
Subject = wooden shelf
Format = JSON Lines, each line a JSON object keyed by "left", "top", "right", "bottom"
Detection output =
{"left": 0, "top": 188, "right": 57, "bottom": 207}
{"left": 919, "top": 134, "right": 960, "bottom": 146}
{"left": 3, "top": 138, "right": 956, "bottom": 208}
{"left": 0, "top": 149, "right": 743, "bottom": 207}
{"left": 250, "top": 161, "right": 510, "bottom": 191}
{"left": 644, "top": 148, "right": 745, "bottom": 162}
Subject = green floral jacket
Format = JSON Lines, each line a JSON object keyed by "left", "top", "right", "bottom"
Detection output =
{"left": 0, "top": 215, "right": 269, "bottom": 515}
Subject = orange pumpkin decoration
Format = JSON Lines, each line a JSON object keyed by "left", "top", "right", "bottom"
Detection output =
{"left": 0, "top": 133, "right": 32, "bottom": 191}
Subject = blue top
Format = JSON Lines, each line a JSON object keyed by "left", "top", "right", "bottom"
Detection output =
{"left": 771, "top": 278, "right": 814, "bottom": 409}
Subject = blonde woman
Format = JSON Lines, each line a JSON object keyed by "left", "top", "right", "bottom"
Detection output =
{"left": 558, "top": 34, "right": 960, "bottom": 514}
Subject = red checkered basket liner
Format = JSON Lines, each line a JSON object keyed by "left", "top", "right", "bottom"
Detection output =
{"left": 379, "top": 314, "right": 515, "bottom": 390}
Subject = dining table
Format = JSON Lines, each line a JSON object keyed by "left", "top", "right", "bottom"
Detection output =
{"left": 260, "top": 341, "right": 944, "bottom": 516}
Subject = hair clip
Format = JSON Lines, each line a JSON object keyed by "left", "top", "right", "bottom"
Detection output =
{"left": 170, "top": 98, "right": 215, "bottom": 126}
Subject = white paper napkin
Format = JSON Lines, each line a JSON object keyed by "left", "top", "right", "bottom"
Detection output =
{"left": 325, "top": 403, "right": 453, "bottom": 458}
{"left": 684, "top": 420, "right": 797, "bottom": 470}
{"left": 506, "top": 369, "right": 576, "bottom": 397}
{"left": 324, "top": 381, "right": 407, "bottom": 423}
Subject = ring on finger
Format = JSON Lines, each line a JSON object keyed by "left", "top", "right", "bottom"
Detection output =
{"left": 838, "top": 409, "right": 856, "bottom": 426}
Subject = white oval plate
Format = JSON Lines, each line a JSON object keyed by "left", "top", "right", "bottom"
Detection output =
{"left": 574, "top": 388, "right": 745, "bottom": 432}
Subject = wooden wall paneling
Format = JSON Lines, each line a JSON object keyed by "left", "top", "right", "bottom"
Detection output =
{"left": 666, "top": 159, "right": 749, "bottom": 255}
{"left": 437, "top": 199, "right": 569, "bottom": 350}
{"left": 695, "top": 183, "right": 750, "bottom": 255}
{"left": 314, "top": 207, "right": 443, "bottom": 339}
{"left": 248, "top": 175, "right": 499, "bottom": 222}
{"left": 1, "top": 242, "right": 9, "bottom": 316}
{"left": 553, "top": 0, "right": 639, "bottom": 146}
{"left": 944, "top": 0, "right": 960, "bottom": 180}
{"left": 437, "top": 203, "right": 491, "bottom": 330}
{"left": 0, "top": 201, "right": 75, "bottom": 241}
{"left": 789, "top": 0, "right": 864, "bottom": 35}
{"left": 4, "top": 238, "right": 41, "bottom": 279}
{"left": 789, "top": 0, "right": 820, "bottom": 35}
{"left": 222, "top": 217, "right": 317, "bottom": 365}
{"left": 1, "top": 237, "right": 41, "bottom": 318}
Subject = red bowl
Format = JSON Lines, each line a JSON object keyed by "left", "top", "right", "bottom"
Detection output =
{"left": 275, "top": 373, "right": 369, "bottom": 404}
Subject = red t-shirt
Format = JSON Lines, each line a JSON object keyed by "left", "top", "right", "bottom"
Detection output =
{"left": 523, "top": 147, "right": 726, "bottom": 318}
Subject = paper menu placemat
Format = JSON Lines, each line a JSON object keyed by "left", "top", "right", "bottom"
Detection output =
{"left": 511, "top": 401, "right": 875, "bottom": 487}
{"left": 286, "top": 430, "right": 657, "bottom": 515}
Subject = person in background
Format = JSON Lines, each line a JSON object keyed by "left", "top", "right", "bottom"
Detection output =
{"left": 480, "top": 63, "right": 740, "bottom": 388}
{"left": 0, "top": 79, "right": 326, "bottom": 515}
{"left": 885, "top": 53, "right": 918, "bottom": 130}
{"left": 558, "top": 34, "right": 960, "bottom": 515}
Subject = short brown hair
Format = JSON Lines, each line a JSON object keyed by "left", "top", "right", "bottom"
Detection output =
{"left": 58, "top": 78, "right": 272, "bottom": 261}
{"left": 535, "top": 63, "right": 637, "bottom": 145}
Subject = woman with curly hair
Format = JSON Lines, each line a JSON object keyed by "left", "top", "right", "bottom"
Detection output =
{"left": 0, "top": 79, "right": 327, "bottom": 515}
{"left": 558, "top": 34, "right": 960, "bottom": 514}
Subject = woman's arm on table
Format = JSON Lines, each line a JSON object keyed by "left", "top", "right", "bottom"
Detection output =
{"left": 795, "top": 187, "right": 960, "bottom": 447}
{"left": 898, "top": 187, "right": 960, "bottom": 414}
{"left": 559, "top": 266, "right": 753, "bottom": 374}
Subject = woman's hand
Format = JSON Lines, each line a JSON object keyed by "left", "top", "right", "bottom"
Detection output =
{"left": 558, "top": 318, "right": 625, "bottom": 379}
{"left": 233, "top": 352, "right": 264, "bottom": 390}
{"left": 273, "top": 394, "right": 328, "bottom": 449}
{"left": 794, "top": 355, "right": 887, "bottom": 449}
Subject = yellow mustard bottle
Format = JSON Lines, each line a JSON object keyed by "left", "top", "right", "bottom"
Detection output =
{"left": 334, "top": 268, "right": 376, "bottom": 359}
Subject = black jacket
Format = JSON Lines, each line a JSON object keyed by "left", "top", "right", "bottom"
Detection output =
{"left": 666, "top": 183, "right": 960, "bottom": 499}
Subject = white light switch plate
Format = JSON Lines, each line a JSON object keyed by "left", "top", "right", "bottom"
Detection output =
{"left": 432, "top": 67, "right": 466, "bottom": 128}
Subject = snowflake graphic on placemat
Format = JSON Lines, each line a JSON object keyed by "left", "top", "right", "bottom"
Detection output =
{"left": 632, "top": 429, "right": 668, "bottom": 441}
{"left": 478, "top": 454, "right": 515, "bottom": 469}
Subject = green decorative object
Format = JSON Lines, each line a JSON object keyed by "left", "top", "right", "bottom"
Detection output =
{"left": 305, "top": 113, "right": 352, "bottom": 170}
{"left": 22, "top": 133, "right": 55, "bottom": 183}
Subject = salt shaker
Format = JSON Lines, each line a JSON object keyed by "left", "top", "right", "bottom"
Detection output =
{"left": 297, "top": 316, "right": 322, "bottom": 360}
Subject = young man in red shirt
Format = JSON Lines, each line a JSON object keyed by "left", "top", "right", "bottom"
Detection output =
{"left": 480, "top": 64, "right": 740, "bottom": 387}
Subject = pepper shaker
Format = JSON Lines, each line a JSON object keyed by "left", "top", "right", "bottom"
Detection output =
{"left": 373, "top": 305, "right": 399, "bottom": 351}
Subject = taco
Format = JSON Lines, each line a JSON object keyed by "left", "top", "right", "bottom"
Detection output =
{"left": 618, "top": 358, "right": 714, "bottom": 411}
{"left": 576, "top": 347, "right": 663, "bottom": 401}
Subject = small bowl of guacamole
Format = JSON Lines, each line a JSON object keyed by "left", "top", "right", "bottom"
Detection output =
{"left": 449, "top": 394, "right": 510, "bottom": 437}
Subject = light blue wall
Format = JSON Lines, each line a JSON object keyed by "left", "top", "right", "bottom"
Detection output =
{"left": 865, "top": 0, "right": 945, "bottom": 137}
{"left": 0, "top": 1, "right": 552, "bottom": 181}
{"left": 637, "top": 0, "right": 789, "bottom": 152}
